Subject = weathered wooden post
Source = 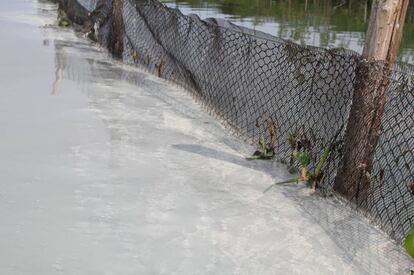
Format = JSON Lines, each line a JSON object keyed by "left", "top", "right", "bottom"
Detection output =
{"left": 334, "top": 0, "right": 409, "bottom": 204}
{"left": 112, "top": 0, "right": 124, "bottom": 58}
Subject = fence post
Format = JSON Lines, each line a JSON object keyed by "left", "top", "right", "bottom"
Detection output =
{"left": 334, "top": 0, "right": 409, "bottom": 204}
{"left": 112, "top": 0, "right": 124, "bottom": 58}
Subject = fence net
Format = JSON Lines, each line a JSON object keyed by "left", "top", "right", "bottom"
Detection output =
{"left": 56, "top": 0, "right": 414, "bottom": 244}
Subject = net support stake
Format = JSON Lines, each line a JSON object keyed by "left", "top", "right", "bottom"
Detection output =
{"left": 334, "top": 0, "right": 409, "bottom": 205}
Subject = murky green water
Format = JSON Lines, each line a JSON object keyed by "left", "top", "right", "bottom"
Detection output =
{"left": 161, "top": 0, "right": 414, "bottom": 64}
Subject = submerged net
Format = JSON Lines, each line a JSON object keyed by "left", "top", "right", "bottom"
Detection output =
{"left": 56, "top": 0, "right": 414, "bottom": 243}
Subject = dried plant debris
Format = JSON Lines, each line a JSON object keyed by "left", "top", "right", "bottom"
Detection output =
{"left": 246, "top": 117, "right": 276, "bottom": 161}
{"left": 410, "top": 181, "right": 414, "bottom": 195}
{"left": 288, "top": 130, "right": 312, "bottom": 167}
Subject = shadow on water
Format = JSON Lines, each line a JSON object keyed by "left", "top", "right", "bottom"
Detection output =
{"left": 173, "top": 143, "right": 414, "bottom": 274}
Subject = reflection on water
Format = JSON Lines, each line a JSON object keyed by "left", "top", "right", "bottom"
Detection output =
{"left": 161, "top": 0, "right": 414, "bottom": 64}
{"left": 52, "top": 45, "right": 64, "bottom": 95}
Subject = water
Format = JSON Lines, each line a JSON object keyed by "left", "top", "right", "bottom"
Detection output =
{"left": 0, "top": 0, "right": 413, "bottom": 273}
{"left": 161, "top": 0, "right": 414, "bottom": 64}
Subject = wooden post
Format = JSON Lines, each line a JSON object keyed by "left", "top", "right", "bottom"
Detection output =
{"left": 363, "top": 0, "right": 409, "bottom": 63}
{"left": 334, "top": 0, "right": 409, "bottom": 204}
{"left": 112, "top": 0, "right": 125, "bottom": 58}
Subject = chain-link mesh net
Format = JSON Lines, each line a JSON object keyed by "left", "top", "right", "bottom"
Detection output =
{"left": 57, "top": 0, "right": 414, "bottom": 244}
{"left": 369, "top": 63, "right": 414, "bottom": 241}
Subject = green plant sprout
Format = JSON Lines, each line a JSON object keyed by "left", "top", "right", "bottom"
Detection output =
{"left": 264, "top": 125, "right": 343, "bottom": 194}
{"left": 246, "top": 135, "right": 275, "bottom": 160}
{"left": 311, "top": 142, "right": 334, "bottom": 182}
{"left": 405, "top": 225, "right": 414, "bottom": 259}
{"left": 294, "top": 150, "right": 311, "bottom": 179}
{"left": 57, "top": 10, "right": 71, "bottom": 27}
{"left": 263, "top": 124, "right": 344, "bottom": 194}
{"left": 263, "top": 144, "right": 332, "bottom": 193}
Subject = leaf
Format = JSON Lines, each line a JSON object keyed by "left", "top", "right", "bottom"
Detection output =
{"left": 58, "top": 18, "right": 71, "bottom": 27}
{"left": 246, "top": 155, "right": 263, "bottom": 161}
{"left": 405, "top": 226, "right": 414, "bottom": 259}
{"left": 294, "top": 151, "right": 311, "bottom": 167}
{"left": 264, "top": 177, "right": 301, "bottom": 193}
{"left": 314, "top": 144, "right": 333, "bottom": 178}
{"left": 247, "top": 135, "right": 275, "bottom": 161}
{"left": 246, "top": 152, "right": 274, "bottom": 161}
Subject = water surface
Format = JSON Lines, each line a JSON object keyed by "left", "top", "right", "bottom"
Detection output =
{"left": 161, "top": 0, "right": 414, "bottom": 64}
{"left": 0, "top": 0, "right": 413, "bottom": 274}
